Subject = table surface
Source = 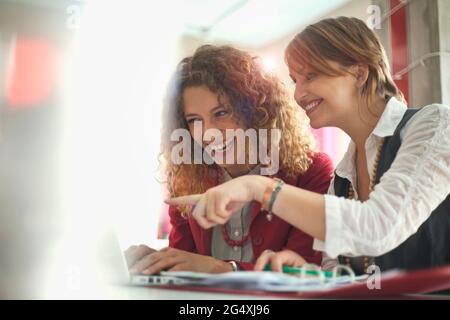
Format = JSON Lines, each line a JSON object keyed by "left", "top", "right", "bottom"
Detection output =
{"left": 104, "top": 285, "right": 288, "bottom": 300}
{"left": 87, "top": 284, "right": 450, "bottom": 300}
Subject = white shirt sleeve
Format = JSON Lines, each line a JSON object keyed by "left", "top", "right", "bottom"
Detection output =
{"left": 317, "top": 104, "right": 450, "bottom": 258}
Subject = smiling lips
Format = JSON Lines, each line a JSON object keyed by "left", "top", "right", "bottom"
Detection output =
{"left": 302, "top": 98, "right": 323, "bottom": 116}
{"left": 208, "top": 138, "right": 234, "bottom": 153}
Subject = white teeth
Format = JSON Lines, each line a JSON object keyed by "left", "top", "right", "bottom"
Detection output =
{"left": 209, "top": 138, "right": 234, "bottom": 152}
{"left": 305, "top": 99, "right": 322, "bottom": 111}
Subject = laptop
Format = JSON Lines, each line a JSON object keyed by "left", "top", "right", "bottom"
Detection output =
{"left": 96, "top": 229, "right": 191, "bottom": 287}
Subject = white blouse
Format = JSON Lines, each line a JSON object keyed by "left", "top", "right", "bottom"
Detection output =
{"left": 314, "top": 97, "right": 450, "bottom": 260}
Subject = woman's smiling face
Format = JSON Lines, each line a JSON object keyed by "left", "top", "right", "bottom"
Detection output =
{"left": 182, "top": 85, "right": 249, "bottom": 172}
{"left": 287, "top": 58, "right": 359, "bottom": 129}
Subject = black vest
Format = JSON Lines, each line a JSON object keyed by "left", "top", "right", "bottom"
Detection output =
{"left": 336, "top": 108, "right": 450, "bottom": 273}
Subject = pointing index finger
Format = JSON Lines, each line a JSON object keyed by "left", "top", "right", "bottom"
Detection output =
{"left": 164, "top": 194, "right": 202, "bottom": 206}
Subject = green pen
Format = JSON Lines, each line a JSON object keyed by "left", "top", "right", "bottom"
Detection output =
{"left": 263, "top": 264, "right": 333, "bottom": 278}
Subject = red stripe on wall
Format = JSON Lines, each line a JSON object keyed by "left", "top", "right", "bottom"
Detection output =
{"left": 390, "top": 0, "right": 409, "bottom": 104}
{"left": 6, "top": 38, "right": 56, "bottom": 109}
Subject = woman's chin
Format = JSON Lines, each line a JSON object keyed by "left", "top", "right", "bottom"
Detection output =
{"left": 309, "top": 118, "right": 326, "bottom": 129}
{"left": 309, "top": 121, "right": 320, "bottom": 129}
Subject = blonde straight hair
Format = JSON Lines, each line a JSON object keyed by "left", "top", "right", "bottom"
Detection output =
{"left": 286, "top": 17, "right": 405, "bottom": 109}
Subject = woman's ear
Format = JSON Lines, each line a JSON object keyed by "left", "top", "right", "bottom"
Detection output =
{"left": 352, "top": 64, "right": 369, "bottom": 88}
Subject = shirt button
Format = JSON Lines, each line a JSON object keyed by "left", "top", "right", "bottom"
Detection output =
{"left": 233, "top": 246, "right": 239, "bottom": 252}
{"left": 234, "top": 230, "right": 240, "bottom": 237}
{"left": 253, "top": 236, "right": 263, "bottom": 246}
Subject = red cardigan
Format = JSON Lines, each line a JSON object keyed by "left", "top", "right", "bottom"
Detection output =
{"left": 168, "top": 152, "right": 334, "bottom": 270}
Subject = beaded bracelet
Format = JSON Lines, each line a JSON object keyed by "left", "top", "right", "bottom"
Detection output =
{"left": 262, "top": 178, "right": 285, "bottom": 221}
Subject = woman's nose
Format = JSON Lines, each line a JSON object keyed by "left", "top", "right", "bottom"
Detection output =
{"left": 202, "top": 121, "right": 225, "bottom": 146}
{"left": 294, "top": 84, "right": 307, "bottom": 105}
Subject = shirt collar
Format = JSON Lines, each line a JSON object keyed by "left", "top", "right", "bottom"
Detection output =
{"left": 334, "top": 97, "right": 407, "bottom": 179}
{"left": 334, "top": 142, "right": 356, "bottom": 181}
{"left": 372, "top": 96, "right": 408, "bottom": 138}
{"left": 221, "top": 164, "right": 261, "bottom": 182}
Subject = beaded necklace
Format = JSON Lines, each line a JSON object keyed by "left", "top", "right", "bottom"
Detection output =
{"left": 220, "top": 165, "right": 257, "bottom": 248}
{"left": 344, "top": 138, "right": 385, "bottom": 273}
{"left": 221, "top": 219, "right": 251, "bottom": 247}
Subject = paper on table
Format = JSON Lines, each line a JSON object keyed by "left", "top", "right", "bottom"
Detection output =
{"left": 160, "top": 271, "right": 369, "bottom": 292}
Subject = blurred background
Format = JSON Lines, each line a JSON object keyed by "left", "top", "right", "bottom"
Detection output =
{"left": 0, "top": 0, "right": 449, "bottom": 298}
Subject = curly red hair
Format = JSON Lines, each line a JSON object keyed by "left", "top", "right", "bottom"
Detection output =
{"left": 160, "top": 45, "right": 316, "bottom": 217}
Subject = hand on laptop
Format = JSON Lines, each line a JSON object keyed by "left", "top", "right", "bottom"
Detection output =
{"left": 127, "top": 247, "right": 233, "bottom": 275}
{"left": 124, "top": 244, "right": 157, "bottom": 269}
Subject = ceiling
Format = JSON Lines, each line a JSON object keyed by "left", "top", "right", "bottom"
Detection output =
{"left": 3, "top": 0, "right": 351, "bottom": 48}
{"left": 181, "top": 0, "right": 350, "bottom": 47}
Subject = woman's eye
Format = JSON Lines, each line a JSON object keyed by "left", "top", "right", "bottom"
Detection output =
{"left": 306, "top": 73, "right": 316, "bottom": 81}
{"left": 214, "top": 110, "right": 228, "bottom": 117}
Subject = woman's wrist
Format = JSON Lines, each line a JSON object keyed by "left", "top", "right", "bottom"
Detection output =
{"left": 213, "top": 260, "right": 234, "bottom": 273}
{"left": 244, "top": 175, "right": 273, "bottom": 203}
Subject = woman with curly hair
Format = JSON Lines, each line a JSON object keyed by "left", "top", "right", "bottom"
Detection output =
{"left": 125, "top": 45, "right": 333, "bottom": 274}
